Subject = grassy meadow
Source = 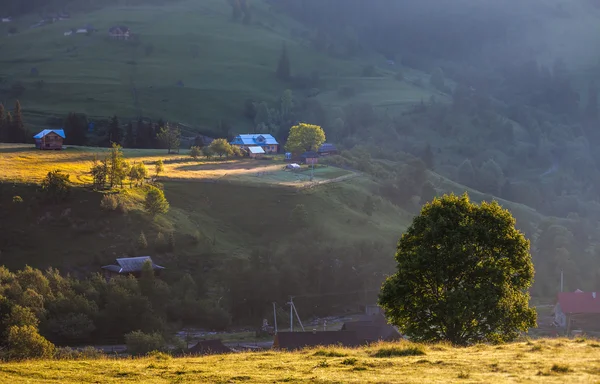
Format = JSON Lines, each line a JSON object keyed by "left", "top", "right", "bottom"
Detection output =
{"left": 1, "top": 339, "right": 599, "bottom": 383}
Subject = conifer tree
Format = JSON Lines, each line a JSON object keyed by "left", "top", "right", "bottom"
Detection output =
{"left": 125, "top": 122, "right": 135, "bottom": 148}
{"left": 13, "top": 100, "right": 26, "bottom": 143}
{"left": 107, "top": 115, "right": 122, "bottom": 145}
{"left": 276, "top": 43, "right": 291, "bottom": 81}
{"left": 0, "top": 103, "right": 5, "bottom": 142}
{"left": 5, "top": 112, "right": 13, "bottom": 143}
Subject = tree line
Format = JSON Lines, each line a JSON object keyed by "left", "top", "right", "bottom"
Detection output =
{"left": 0, "top": 101, "right": 27, "bottom": 144}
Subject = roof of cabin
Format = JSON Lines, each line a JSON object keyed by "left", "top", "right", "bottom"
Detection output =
{"left": 101, "top": 256, "right": 164, "bottom": 274}
{"left": 231, "top": 134, "right": 279, "bottom": 146}
{"left": 33, "top": 129, "right": 65, "bottom": 139}
{"left": 248, "top": 146, "right": 266, "bottom": 154}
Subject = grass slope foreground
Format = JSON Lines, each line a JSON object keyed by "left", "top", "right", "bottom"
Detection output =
{"left": 1, "top": 339, "right": 600, "bottom": 383}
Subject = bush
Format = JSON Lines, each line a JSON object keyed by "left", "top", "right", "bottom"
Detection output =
{"left": 41, "top": 170, "right": 71, "bottom": 202}
{"left": 12, "top": 195, "right": 23, "bottom": 204}
{"left": 7, "top": 325, "right": 55, "bottom": 360}
{"left": 100, "top": 194, "right": 119, "bottom": 211}
{"left": 124, "top": 330, "right": 167, "bottom": 356}
{"left": 372, "top": 345, "right": 426, "bottom": 358}
{"left": 144, "top": 186, "right": 169, "bottom": 216}
{"left": 190, "top": 146, "right": 202, "bottom": 159}
{"left": 137, "top": 231, "right": 148, "bottom": 250}
{"left": 54, "top": 346, "right": 103, "bottom": 360}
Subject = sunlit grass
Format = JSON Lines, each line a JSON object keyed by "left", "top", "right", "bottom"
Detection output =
{"left": 1, "top": 339, "right": 599, "bottom": 383}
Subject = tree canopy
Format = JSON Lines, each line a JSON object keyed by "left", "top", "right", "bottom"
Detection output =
{"left": 379, "top": 193, "right": 536, "bottom": 345}
{"left": 209, "top": 138, "right": 234, "bottom": 158}
{"left": 285, "top": 123, "right": 326, "bottom": 154}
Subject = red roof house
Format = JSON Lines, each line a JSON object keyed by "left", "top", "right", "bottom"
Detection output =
{"left": 554, "top": 290, "right": 600, "bottom": 334}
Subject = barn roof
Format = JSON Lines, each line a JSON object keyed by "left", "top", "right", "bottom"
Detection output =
{"left": 248, "top": 146, "right": 265, "bottom": 154}
{"left": 231, "top": 134, "right": 278, "bottom": 146}
{"left": 319, "top": 143, "right": 337, "bottom": 152}
{"left": 273, "top": 331, "right": 360, "bottom": 350}
{"left": 101, "top": 256, "right": 164, "bottom": 274}
{"left": 557, "top": 291, "right": 600, "bottom": 314}
{"left": 188, "top": 339, "right": 231, "bottom": 355}
{"left": 33, "top": 129, "right": 65, "bottom": 139}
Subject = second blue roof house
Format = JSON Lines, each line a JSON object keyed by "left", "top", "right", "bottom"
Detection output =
{"left": 230, "top": 134, "right": 279, "bottom": 154}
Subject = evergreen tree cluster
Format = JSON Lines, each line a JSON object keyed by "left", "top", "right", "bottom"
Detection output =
{"left": 0, "top": 101, "right": 28, "bottom": 144}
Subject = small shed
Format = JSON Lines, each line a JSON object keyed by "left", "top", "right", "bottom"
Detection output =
{"left": 101, "top": 256, "right": 165, "bottom": 280}
{"left": 33, "top": 129, "right": 65, "bottom": 150}
{"left": 188, "top": 339, "right": 232, "bottom": 355}
{"left": 301, "top": 151, "right": 319, "bottom": 165}
{"left": 248, "top": 146, "right": 265, "bottom": 159}
{"left": 273, "top": 331, "right": 360, "bottom": 350}
{"left": 554, "top": 291, "right": 600, "bottom": 335}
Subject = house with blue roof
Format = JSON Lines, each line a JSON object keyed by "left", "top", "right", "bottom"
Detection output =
{"left": 33, "top": 129, "right": 65, "bottom": 150}
{"left": 230, "top": 134, "right": 279, "bottom": 154}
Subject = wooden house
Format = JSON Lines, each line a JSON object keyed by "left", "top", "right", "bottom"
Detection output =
{"left": 273, "top": 331, "right": 360, "bottom": 350}
{"left": 318, "top": 143, "right": 338, "bottom": 156}
{"left": 553, "top": 290, "right": 600, "bottom": 335}
{"left": 230, "top": 134, "right": 279, "bottom": 154}
{"left": 300, "top": 151, "right": 319, "bottom": 165}
{"left": 101, "top": 256, "right": 165, "bottom": 280}
{"left": 108, "top": 25, "right": 130, "bottom": 40}
{"left": 33, "top": 129, "right": 65, "bottom": 150}
{"left": 248, "top": 146, "right": 265, "bottom": 158}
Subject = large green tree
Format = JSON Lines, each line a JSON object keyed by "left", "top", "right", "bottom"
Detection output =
{"left": 157, "top": 123, "right": 181, "bottom": 154}
{"left": 209, "top": 138, "right": 234, "bottom": 158}
{"left": 144, "top": 186, "right": 170, "bottom": 217}
{"left": 379, "top": 193, "right": 536, "bottom": 345}
{"left": 285, "top": 123, "right": 326, "bottom": 154}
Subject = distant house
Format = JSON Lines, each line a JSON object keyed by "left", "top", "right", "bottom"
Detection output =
{"left": 76, "top": 28, "right": 88, "bottom": 34}
{"left": 1, "top": 17, "right": 12, "bottom": 23}
{"left": 33, "top": 129, "right": 65, "bottom": 150}
{"left": 188, "top": 340, "right": 232, "bottom": 355}
{"left": 101, "top": 256, "right": 165, "bottom": 280}
{"left": 341, "top": 312, "right": 401, "bottom": 344}
{"left": 108, "top": 25, "right": 130, "bottom": 40}
{"left": 273, "top": 331, "right": 361, "bottom": 350}
{"left": 300, "top": 151, "right": 319, "bottom": 165}
{"left": 553, "top": 290, "right": 600, "bottom": 334}
{"left": 230, "top": 134, "right": 279, "bottom": 154}
{"left": 318, "top": 143, "right": 338, "bottom": 156}
{"left": 248, "top": 146, "right": 265, "bottom": 159}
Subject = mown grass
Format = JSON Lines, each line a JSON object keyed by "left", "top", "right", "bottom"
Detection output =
{"left": 1, "top": 339, "right": 599, "bottom": 383}
{"left": 0, "top": 144, "right": 352, "bottom": 187}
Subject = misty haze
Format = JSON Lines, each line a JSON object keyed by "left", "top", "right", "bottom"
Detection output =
{"left": 0, "top": 0, "right": 599, "bottom": 382}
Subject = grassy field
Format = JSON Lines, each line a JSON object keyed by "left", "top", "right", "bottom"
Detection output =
{"left": 0, "top": 144, "right": 353, "bottom": 187}
{"left": 1, "top": 339, "right": 599, "bottom": 383}
{"left": 0, "top": 0, "right": 436, "bottom": 131}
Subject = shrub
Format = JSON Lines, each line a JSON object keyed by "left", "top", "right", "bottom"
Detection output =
{"left": 190, "top": 146, "right": 202, "bottom": 159}
{"left": 144, "top": 186, "right": 169, "bottom": 216}
{"left": 124, "top": 330, "right": 167, "bottom": 356}
{"left": 12, "top": 195, "right": 23, "bottom": 204}
{"left": 7, "top": 325, "right": 55, "bottom": 360}
{"left": 41, "top": 170, "right": 71, "bottom": 202}
{"left": 100, "top": 194, "right": 119, "bottom": 211}
{"left": 54, "top": 346, "right": 103, "bottom": 360}
{"left": 341, "top": 358, "right": 358, "bottom": 365}
{"left": 372, "top": 345, "right": 426, "bottom": 358}
{"left": 313, "top": 349, "right": 347, "bottom": 357}
{"left": 550, "top": 364, "right": 571, "bottom": 373}
{"left": 137, "top": 231, "right": 148, "bottom": 250}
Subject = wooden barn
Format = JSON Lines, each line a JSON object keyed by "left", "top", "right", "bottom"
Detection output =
{"left": 33, "top": 129, "right": 65, "bottom": 150}
{"left": 554, "top": 290, "right": 600, "bottom": 335}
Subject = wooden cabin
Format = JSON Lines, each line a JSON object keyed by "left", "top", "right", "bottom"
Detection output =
{"left": 33, "top": 129, "right": 65, "bottom": 150}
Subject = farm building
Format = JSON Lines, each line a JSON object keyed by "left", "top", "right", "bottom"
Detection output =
{"left": 188, "top": 340, "right": 232, "bottom": 355}
{"left": 230, "top": 134, "right": 279, "bottom": 154}
{"left": 300, "top": 151, "right": 319, "bottom": 165}
{"left": 318, "top": 143, "right": 338, "bottom": 156}
{"left": 273, "top": 331, "right": 361, "bottom": 350}
{"left": 33, "top": 129, "right": 65, "bottom": 150}
{"left": 101, "top": 256, "right": 165, "bottom": 280}
{"left": 553, "top": 290, "right": 600, "bottom": 335}
{"left": 248, "top": 146, "right": 265, "bottom": 158}
{"left": 341, "top": 312, "right": 402, "bottom": 344}
{"left": 108, "top": 25, "right": 130, "bottom": 40}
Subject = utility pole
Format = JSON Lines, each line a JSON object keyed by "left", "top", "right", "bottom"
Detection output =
{"left": 561, "top": 270, "right": 564, "bottom": 292}
{"left": 272, "top": 302, "right": 278, "bottom": 334}
{"left": 288, "top": 296, "right": 294, "bottom": 332}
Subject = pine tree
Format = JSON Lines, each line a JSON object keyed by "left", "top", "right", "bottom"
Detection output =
{"left": 107, "top": 115, "right": 122, "bottom": 145}
{"left": 276, "top": 43, "right": 291, "bottom": 81}
{"left": 13, "top": 100, "right": 26, "bottom": 143}
{"left": 125, "top": 122, "right": 135, "bottom": 148}
{"left": 5, "top": 112, "right": 13, "bottom": 143}
{"left": 0, "top": 104, "right": 5, "bottom": 142}
{"left": 137, "top": 231, "right": 148, "bottom": 250}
